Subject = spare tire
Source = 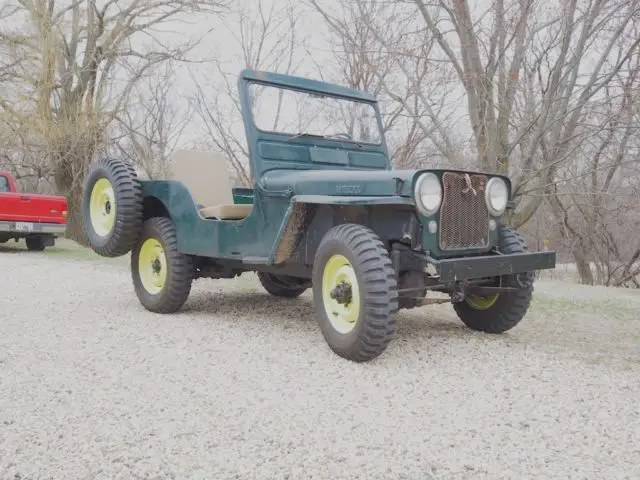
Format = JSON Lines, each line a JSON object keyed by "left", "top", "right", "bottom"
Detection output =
{"left": 82, "top": 157, "right": 143, "bottom": 257}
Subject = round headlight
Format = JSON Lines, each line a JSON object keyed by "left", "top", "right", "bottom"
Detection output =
{"left": 414, "top": 173, "right": 442, "bottom": 215}
{"left": 485, "top": 177, "right": 508, "bottom": 216}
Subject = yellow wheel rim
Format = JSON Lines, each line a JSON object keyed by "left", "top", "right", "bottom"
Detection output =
{"left": 89, "top": 178, "right": 116, "bottom": 237}
{"left": 138, "top": 238, "right": 167, "bottom": 295}
{"left": 322, "top": 254, "right": 361, "bottom": 334}
{"left": 466, "top": 293, "right": 499, "bottom": 310}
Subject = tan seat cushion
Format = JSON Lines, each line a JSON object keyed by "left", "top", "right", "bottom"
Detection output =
{"left": 200, "top": 204, "right": 253, "bottom": 220}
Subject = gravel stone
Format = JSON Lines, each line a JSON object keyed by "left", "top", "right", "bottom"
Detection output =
{"left": 0, "top": 251, "right": 639, "bottom": 479}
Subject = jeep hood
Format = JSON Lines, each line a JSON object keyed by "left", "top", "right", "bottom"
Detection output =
{"left": 259, "top": 169, "right": 418, "bottom": 197}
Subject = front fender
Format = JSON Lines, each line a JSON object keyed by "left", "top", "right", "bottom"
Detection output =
{"left": 267, "top": 195, "right": 417, "bottom": 265}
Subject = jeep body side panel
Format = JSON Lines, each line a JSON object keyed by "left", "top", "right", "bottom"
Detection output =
{"left": 141, "top": 180, "right": 288, "bottom": 263}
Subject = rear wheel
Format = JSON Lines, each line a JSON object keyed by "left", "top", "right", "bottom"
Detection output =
{"left": 258, "top": 272, "right": 309, "bottom": 298}
{"left": 312, "top": 224, "right": 398, "bottom": 362}
{"left": 82, "top": 157, "right": 143, "bottom": 257}
{"left": 131, "top": 217, "right": 193, "bottom": 314}
{"left": 26, "top": 236, "right": 45, "bottom": 251}
{"left": 452, "top": 225, "right": 534, "bottom": 333}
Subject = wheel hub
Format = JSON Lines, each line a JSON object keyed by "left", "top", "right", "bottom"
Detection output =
{"left": 330, "top": 280, "right": 352, "bottom": 305}
{"left": 322, "top": 254, "right": 361, "bottom": 334}
{"left": 465, "top": 293, "right": 499, "bottom": 310}
{"left": 89, "top": 178, "right": 116, "bottom": 237}
{"left": 138, "top": 238, "right": 167, "bottom": 294}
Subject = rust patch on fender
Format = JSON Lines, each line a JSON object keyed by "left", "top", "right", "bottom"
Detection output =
{"left": 273, "top": 203, "right": 316, "bottom": 264}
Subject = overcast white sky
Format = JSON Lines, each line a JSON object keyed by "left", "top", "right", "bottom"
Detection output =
{"left": 150, "top": 0, "right": 604, "bottom": 159}
{"left": 0, "top": 0, "right": 620, "bottom": 175}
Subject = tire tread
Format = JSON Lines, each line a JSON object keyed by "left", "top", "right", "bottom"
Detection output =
{"left": 83, "top": 157, "right": 143, "bottom": 258}
{"left": 453, "top": 224, "right": 534, "bottom": 333}
{"left": 132, "top": 217, "right": 193, "bottom": 314}
{"left": 313, "top": 223, "right": 398, "bottom": 362}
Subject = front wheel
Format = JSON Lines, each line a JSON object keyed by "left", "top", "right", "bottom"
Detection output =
{"left": 312, "top": 224, "right": 398, "bottom": 362}
{"left": 131, "top": 217, "right": 193, "bottom": 314}
{"left": 453, "top": 225, "right": 534, "bottom": 333}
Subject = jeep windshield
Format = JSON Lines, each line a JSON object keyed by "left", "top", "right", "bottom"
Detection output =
{"left": 248, "top": 83, "right": 383, "bottom": 145}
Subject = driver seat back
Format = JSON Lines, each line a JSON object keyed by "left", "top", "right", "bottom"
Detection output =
{"left": 166, "top": 150, "right": 252, "bottom": 220}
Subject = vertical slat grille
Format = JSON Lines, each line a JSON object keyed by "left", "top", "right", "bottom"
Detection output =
{"left": 439, "top": 172, "right": 490, "bottom": 250}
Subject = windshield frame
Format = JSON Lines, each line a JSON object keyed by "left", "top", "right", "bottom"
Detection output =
{"left": 246, "top": 81, "right": 385, "bottom": 147}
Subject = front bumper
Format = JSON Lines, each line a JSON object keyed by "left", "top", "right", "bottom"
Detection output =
{"left": 0, "top": 220, "right": 67, "bottom": 236}
{"left": 428, "top": 251, "right": 556, "bottom": 282}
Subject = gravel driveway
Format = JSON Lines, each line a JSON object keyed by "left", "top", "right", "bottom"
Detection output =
{"left": 1, "top": 244, "right": 639, "bottom": 479}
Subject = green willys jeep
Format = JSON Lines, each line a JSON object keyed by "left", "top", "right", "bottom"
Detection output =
{"left": 81, "top": 69, "right": 556, "bottom": 362}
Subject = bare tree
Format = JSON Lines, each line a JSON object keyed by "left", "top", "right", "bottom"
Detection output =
{"left": 545, "top": 49, "right": 640, "bottom": 285}
{"left": 314, "top": 0, "right": 640, "bottom": 229}
{"left": 308, "top": 0, "right": 434, "bottom": 169}
{"left": 309, "top": 0, "right": 474, "bottom": 170}
{"left": 0, "top": 0, "right": 228, "bottom": 243}
{"left": 190, "top": 0, "right": 303, "bottom": 186}
{"left": 111, "top": 63, "right": 191, "bottom": 181}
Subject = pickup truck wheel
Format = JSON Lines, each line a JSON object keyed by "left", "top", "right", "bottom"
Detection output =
{"left": 131, "top": 217, "right": 193, "bottom": 314}
{"left": 257, "top": 272, "right": 309, "bottom": 298}
{"left": 26, "top": 236, "right": 45, "bottom": 251}
{"left": 312, "top": 224, "right": 398, "bottom": 362}
{"left": 452, "top": 225, "right": 534, "bottom": 333}
{"left": 82, "top": 157, "right": 143, "bottom": 258}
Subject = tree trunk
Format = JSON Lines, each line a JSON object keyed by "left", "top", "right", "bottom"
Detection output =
{"left": 56, "top": 169, "right": 90, "bottom": 247}
{"left": 572, "top": 244, "right": 594, "bottom": 285}
{"left": 64, "top": 189, "right": 90, "bottom": 247}
{"left": 52, "top": 138, "right": 95, "bottom": 247}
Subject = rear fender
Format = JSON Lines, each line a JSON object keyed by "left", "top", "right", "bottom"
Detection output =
{"left": 142, "top": 195, "right": 171, "bottom": 221}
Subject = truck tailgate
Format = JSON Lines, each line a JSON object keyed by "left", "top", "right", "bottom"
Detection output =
{"left": 0, "top": 192, "right": 67, "bottom": 223}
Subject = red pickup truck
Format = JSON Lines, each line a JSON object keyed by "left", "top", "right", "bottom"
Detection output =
{"left": 0, "top": 171, "right": 68, "bottom": 250}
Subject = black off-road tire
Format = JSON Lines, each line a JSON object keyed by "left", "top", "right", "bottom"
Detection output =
{"left": 82, "top": 157, "right": 143, "bottom": 257}
{"left": 131, "top": 217, "right": 194, "bottom": 314}
{"left": 258, "top": 272, "right": 309, "bottom": 298}
{"left": 26, "top": 236, "right": 45, "bottom": 251}
{"left": 312, "top": 224, "right": 399, "bottom": 362}
{"left": 453, "top": 225, "right": 534, "bottom": 333}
